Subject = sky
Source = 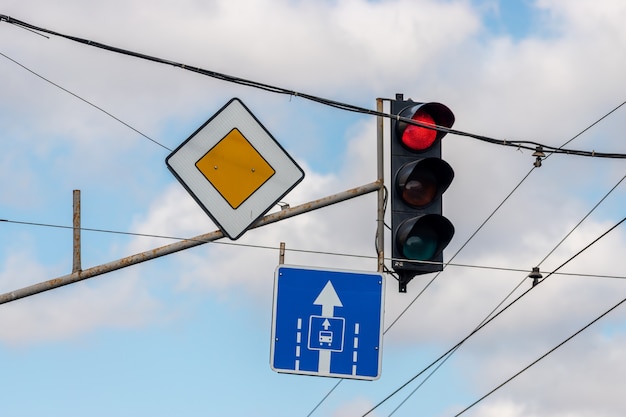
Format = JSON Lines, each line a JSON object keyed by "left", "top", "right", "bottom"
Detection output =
{"left": 0, "top": 0, "right": 625, "bottom": 416}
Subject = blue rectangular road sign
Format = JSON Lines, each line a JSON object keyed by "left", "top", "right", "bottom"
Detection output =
{"left": 270, "top": 265, "right": 385, "bottom": 380}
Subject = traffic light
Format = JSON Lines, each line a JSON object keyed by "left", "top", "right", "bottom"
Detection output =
{"left": 390, "top": 94, "right": 455, "bottom": 292}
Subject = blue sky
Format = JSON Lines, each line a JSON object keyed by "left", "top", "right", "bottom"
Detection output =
{"left": 1, "top": 1, "right": 625, "bottom": 416}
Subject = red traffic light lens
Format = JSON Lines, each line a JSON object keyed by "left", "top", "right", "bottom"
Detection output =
{"left": 401, "top": 111, "right": 437, "bottom": 151}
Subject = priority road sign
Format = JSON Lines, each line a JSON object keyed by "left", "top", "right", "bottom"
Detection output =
{"left": 166, "top": 98, "right": 304, "bottom": 240}
{"left": 270, "top": 265, "right": 385, "bottom": 380}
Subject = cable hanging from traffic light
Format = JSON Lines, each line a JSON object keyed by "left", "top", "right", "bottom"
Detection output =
{"left": 2, "top": 14, "right": 625, "bottom": 161}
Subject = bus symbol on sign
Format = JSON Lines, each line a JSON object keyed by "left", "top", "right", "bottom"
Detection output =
{"left": 308, "top": 316, "right": 344, "bottom": 352}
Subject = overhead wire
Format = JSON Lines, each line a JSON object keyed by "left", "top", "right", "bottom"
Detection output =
{"left": 452, "top": 217, "right": 626, "bottom": 417}
{"left": 1, "top": 14, "right": 625, "bottom": 160}
{"left": 3, "top": 13, "right": 619, "bottom": 283}
{"left": 385, "top": 167, "right": 536, "bottom": 331}
{"left": 1, "top": 13, "right": 625, "bottom": 416}
{"left": 455, "top": 298, "right": 626, "bottom": 416}
{"left": 307, "top": 134, "right": 536, "bottom": 417}
{"left": 353, "top": 100, "right": 626, "bottom": 416}
{"left": 387, "top": 178, "right": 626, "bottom": 414}
{"left": 0, "top": 51, "right": 172, "bottom": 152}
{"left": 536, "top": 173, "right": 625, "bottom": 267}
{"left": 388, "top": 276, "right": 529, "bottom": 416}
{"left": 379, "top": 103, "right": 626, "bottom": 416}
{"left": 361, "top": 216, "right": 625, "bottom": 417}
{"left": 2, "top": 217, "right": 624, "bottom": 281}
{"left": 307, "top": 98, "right": 626, "bottom": 416}
{"left": 388, "top": 173, "right": 625, "bottom": 415}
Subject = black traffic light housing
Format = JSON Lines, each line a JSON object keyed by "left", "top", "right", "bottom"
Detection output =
{"left": 390, "top": 94, "right": 455, "bottom": 292}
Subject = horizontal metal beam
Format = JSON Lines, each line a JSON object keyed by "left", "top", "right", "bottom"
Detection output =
{"left": 0, "top": 180, "right": 382, "bottom": 305}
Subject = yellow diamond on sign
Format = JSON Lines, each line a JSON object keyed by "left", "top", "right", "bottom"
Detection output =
{"left": 196, "top": 128, "right": 275, "bottom": 209}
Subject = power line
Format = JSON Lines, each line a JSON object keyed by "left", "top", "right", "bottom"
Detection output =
{"left": 361, "top": 216, "right": 625, "bottom": 416}
{"left": 381, "top": 141, "right": 626, "bottom": 414}
{"left": 388, "top": 276, "right": 529, "bottom": 416}
{"left": 377, "top": 95, "right": 626, "bottom": 414}
{"left": 0, "top": 51, "right": 171, "bottom": 151}
{"left": 387, "top": 172, "right": 625, "bottom": 414}
{"left": 2, "top": 13, "right": 624, "bottom": 415}
{"left": 2, "top": 14, "right": 625, "bottom": 160}
{"left": 385, "top": 167, "right": 536, "bottom": 332}
{"left": 537, "top": 174, "right": 626, "bottom": 267}
{"left": 306, "top": 168, "right": 535, "bottom": 417}
{"left": 454, "top": 269, "right": 626, "bottom": 416}
{"left": 307, "top": 98, "right": 625, "bottom": 416}
{"left": 3, "top": 217, "right": 624, "bottom": 281}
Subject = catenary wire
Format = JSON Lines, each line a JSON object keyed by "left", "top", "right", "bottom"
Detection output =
{"left": 378, "top": 98, "right": 626, "bottom": 414}
{"left": 361, "top": 216, "right": 626, "bottom": 417}
{"left": 0, "top": 51, "right": 172, "bottom": 152}
{"left": 1, "top": 14, "right": 625, "bottom": 160}
{"left": 389, "top": 172, "right": 625, "bottom": 415}
{"left": 387, "top": 172, "right": 626, "bottom": 415}
{"left": 452, "top": 219, "right": 626, "bottom": 416}
{"left": 0, "top": 18, "right": 617, "bottom": 288}
{"left": 2, "top": 218, "right": 624, "bottom": 281}
{"left": 388, "top": 279, "right": 529, "bottom": 416}
{"left": 537, "top": 174, "right": 625, "bottom": 267}
{"left": 5, "top": 22, "right": 624, "bottom": 416}
{"left": 2, "top": 13, "right": 625, "bottom": 415}
{"left": 306, "top": 106, "right": 536, "bottom": 417}
{"left": 308, "top": 99, "right": 626, "bottom": 416}
{"left": 1, "top": 12, "right": 623, "bottom": 298}
{"left": 385, "top": 167, "right": 535, "bottom": 331}
{"left": 455, "top": 297, "right": 626, "bottom": 416}
{"left": 369, "top": 99, "right": 626, "bottom": 414}
{"left": 382, "top": 130, "right": 626, "bottom": 416}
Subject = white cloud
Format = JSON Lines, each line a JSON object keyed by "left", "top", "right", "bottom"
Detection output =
{"left": 0, "top": 247, "right": 159, "bottom": 345}
{"left": 330, "top": 396, "right": 380, "bottom": 417}
{"left": 1, "top": 1, "right": 625, "bottom": 415}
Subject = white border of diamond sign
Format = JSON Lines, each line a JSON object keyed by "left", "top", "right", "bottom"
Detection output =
{"left": 166, "top": 98, "right": 305, "bottom": 239}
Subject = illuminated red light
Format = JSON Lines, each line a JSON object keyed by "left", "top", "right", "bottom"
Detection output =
{"left": 401, "top": 111, "right": 437, "bottom": 151}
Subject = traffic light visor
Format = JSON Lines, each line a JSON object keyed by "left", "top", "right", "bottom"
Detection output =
{"left": 396, "top": 158, "right": 454, "bottom": 208}
{"left": 395, "top": 215, "right": 454, "bottom": 262}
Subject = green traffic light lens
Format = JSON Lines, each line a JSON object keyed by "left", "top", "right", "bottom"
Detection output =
{"left": 396, "top": 215, "right": 455, "bottom": 263}
{"left": 402, "top": 233, "right": 438, "bottom": 261}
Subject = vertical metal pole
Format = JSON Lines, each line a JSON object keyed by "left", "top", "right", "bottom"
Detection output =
{"left": 376, "top": 98, "right": 385, "bottom": 273}
{"left": 72, "top": 189, "right": 81, "bottom": 273}
{"left": 279, "top": 242, "right": 286, "bottom": 264}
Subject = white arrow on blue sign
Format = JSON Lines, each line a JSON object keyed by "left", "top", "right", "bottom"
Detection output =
{"left": 270, "top": 265, "right": 385, "bottom": 380}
